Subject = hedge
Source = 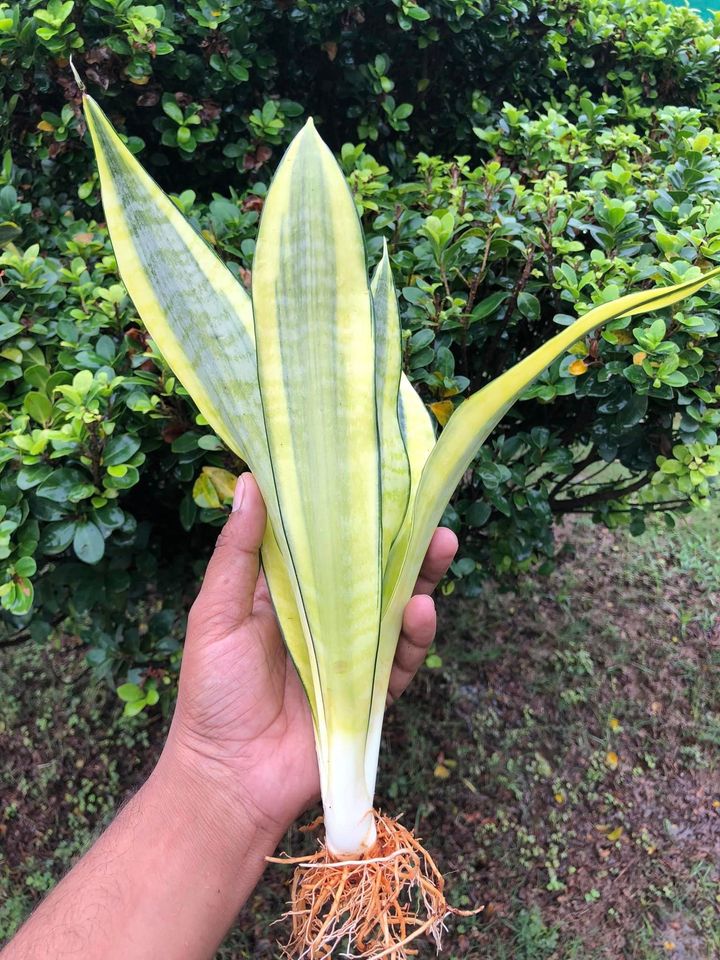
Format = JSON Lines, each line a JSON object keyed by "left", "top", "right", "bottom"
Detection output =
{"left": 1, "top": 0, "right": 719, "bottom": 705}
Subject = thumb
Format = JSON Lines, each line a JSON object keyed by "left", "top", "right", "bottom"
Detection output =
{"left": 189, "top": 473, "right": 267, "bottom": 638}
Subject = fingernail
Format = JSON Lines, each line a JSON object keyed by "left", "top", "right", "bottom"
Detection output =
{"left": 232, "top": 474, "right": 246, "bottom": 513}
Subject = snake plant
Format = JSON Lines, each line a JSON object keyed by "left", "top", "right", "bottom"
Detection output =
{"left": 81, "top": 93, "right": 720, "bottom": 861}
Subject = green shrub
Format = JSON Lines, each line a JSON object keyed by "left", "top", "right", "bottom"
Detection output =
{"left": 3, "top": 0, "right": 720, "bottom": 192}
{"left": 1, "top": 0, "right": 719, "bottom": 702}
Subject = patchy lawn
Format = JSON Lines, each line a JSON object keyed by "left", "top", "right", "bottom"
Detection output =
{"left": 1, "top": 509, "right": 719, "bottom": 959}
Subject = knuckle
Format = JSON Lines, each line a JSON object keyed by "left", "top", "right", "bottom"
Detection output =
{"left": 214, "top": 522, "right": 235, "bottom": 553}
{"left": 212, "top": 515, "right": 255, "bottom": 562}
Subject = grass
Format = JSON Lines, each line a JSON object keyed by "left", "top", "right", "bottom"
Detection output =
{"left": 1, "top": 507, "right": 719, "bottom": 958}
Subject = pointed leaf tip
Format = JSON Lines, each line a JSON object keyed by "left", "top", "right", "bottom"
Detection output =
{"left": 298, "top": 116, "right": 328, "bottom": 150}
{"left": 69, "top": 55, "right": 85, "bottom": 93}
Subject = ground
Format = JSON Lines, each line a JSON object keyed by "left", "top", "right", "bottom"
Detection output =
{"left": 1, "top": 509, "right": 719, "bottom": 959}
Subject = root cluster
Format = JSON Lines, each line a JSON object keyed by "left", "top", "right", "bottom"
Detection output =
{"left": 267, "top": 812, "right": 481, "bottom": 959}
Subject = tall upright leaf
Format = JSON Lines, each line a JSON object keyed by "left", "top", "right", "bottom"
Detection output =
{"left": 251, "top": 119, "right": 382, "bottom": 854}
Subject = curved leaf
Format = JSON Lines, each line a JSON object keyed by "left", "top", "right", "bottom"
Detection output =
{"left": 83, "top": 94, "right": 318, "bottom": 717}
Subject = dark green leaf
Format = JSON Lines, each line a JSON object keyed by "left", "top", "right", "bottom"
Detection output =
{"left": 466, "top": 501, "right": 491, "bottom": 527}
{"left": 73, "top": 521, "right": 105, "bottom": 565}
{"left": 471, "top": 292, "right": 507, "bottom": 322}
{"left": 171, "top": 432, "right": 201, "bottom": 453}
{"left": 16, "top": 464, "right": 54, "bottom": 491}
{"left": 103, "top": 434, "right": 142, "bottom": 467}
{"left": 37, "top": 468, "right": 95, "bottom": 503}
{"left": 40, "top": 520, "right": 77, "bottom": 555}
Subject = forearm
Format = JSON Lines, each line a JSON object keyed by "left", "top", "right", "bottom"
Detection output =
{"left": 2, "top": 746, "right": 281, "bottom": 960}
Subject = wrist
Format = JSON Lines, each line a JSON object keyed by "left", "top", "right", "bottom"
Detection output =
{"left": 151, "top": 734, "right": 285, "bottom": 863}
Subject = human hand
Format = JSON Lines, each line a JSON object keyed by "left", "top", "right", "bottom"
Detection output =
{"left": 162, "top": 473, "right": 458, "bottom": 843}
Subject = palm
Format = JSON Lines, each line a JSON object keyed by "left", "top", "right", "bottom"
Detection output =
{"left": 175, "top": 573, "right": 320, "bottom": 830}
{"left": 168, "top": 474, "right": 457, "bottom": 839}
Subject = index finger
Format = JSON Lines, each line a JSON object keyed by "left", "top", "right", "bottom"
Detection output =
{"left": 412, "top": 526, "right": 458, "bottom": 596}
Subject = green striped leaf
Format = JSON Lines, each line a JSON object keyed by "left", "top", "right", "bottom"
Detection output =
{"left": 83, "top": 95, "right": 319, "bottom": 722}
{"left": 370, "top": 242, "right": 411, "bottom": 570}
{"left": 383, "top": 265, "right": 720, "bottom": 637}
{"left": 251, "top": 119, "right": 382, "bottom": 853}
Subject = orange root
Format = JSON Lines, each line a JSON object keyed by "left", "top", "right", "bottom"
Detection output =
{"left": 267, "top": 812, "right": 482, "bottom": 959}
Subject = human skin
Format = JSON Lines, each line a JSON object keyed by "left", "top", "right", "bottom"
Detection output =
{"left": 1, "top": 473, "right": 458, "bottom": 960}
